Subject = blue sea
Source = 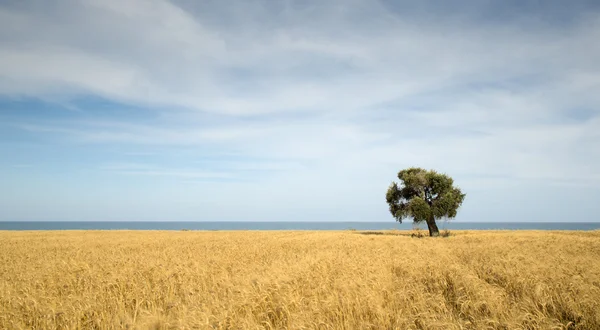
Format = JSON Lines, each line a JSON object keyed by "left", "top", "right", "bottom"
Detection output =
{"left": 0, "top": 221, "right": 599, "bottom": 231}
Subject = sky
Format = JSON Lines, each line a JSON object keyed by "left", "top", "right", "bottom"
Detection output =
{"left": 1, "top": 0, "right": 599, "bottom": 222}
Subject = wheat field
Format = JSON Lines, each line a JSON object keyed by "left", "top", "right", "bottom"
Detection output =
{"left": 0, "top": 230, "right": 599, "bottom": 329}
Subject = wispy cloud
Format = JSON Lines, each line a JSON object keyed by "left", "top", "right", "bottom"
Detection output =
{"left": 1, "top": 0, "right": 599, "bottom": 221}
{"left": 110, "top": 169, "right": 234, "bottom": 180}
{"left": 11, "top": 164, "right": 34, "bottom": 169}
{"left": 2, "top": 0, "right": 598, "bottom": 116}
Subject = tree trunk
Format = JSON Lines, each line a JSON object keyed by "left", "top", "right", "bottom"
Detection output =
{"left": 426, "top": 215, "right": 440, "bottom": 237}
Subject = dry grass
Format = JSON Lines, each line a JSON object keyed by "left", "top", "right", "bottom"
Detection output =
{"left": 1, "top": 230, "right": 599, "bottom": 329}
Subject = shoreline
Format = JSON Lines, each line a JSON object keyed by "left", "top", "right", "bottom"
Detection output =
{"left": 1, "top": 220, "right": 599, "bottom": 231}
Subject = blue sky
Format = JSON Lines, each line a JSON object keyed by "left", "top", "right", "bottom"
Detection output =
{"left": 1, "top": 0, "right": 599, "bottom": 222}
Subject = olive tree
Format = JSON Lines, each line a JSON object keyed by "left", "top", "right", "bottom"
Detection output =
{"left": 385, "top": 168, "right": 465, "bottom": 237}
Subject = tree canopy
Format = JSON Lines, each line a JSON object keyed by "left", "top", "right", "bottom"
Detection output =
{"left": 385, "top": 167, "right": 465, "bottom": 236}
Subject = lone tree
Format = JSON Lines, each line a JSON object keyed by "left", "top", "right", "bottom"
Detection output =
{"left": 386, "top": 168, "right": 465, "bottom": 237}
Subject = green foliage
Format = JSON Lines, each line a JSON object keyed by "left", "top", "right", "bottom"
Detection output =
{"left": 386, "top": 167, "right": 465, "bottom": 225}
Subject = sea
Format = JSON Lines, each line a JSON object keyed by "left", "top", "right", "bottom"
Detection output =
{"left": 0, "top": 221, "right": 599, "bottom": 231}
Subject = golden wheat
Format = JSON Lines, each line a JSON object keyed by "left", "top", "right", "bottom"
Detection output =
{"left": 1, "top": 230, "right": 599, "bottom": 329}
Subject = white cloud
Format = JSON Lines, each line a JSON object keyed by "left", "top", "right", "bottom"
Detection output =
{"left": 1, "top": 0, "right": 600, "bottom": 221}
{"left": 2, "top": 0, "right": 596, "bottom": 116}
